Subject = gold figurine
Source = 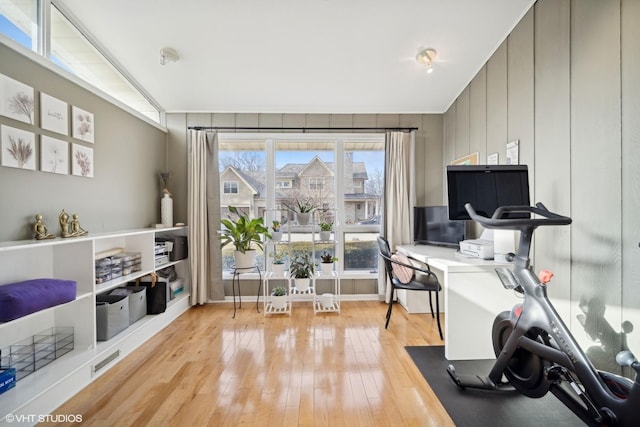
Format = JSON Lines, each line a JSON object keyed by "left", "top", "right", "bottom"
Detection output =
{"left": 34, "top": 214, "right": 56, "bottom": 240}
{"left": 70, "top": 213, "right": 88, "bottom": 237}
{"left": 59, "top": 209, "right": 89, "bottom": 238}
{"left": 59, "top": 209, "right": 71, "bottom": 238}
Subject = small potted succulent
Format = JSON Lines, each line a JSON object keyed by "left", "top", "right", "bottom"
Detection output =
{"left": 320, "top": 251, "right": 338, "bottom": 275}
{"left": 271, "top": 286, "right": 287, "bottom": 310}
{"left": 289, "top": 252, "right": 315, "bottom": 292}
{"left": 271, "top": 220, "right": 283, "bottom": 242}
{"left": 318, "top": 222, "right": 332, "bottom": 241}
{"left": 270, "top": 248, "right": 287, "bottom": 276}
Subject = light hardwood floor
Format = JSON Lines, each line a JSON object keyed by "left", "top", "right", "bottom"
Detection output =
{"left": 45, "top": 301, "right": 453, "bottom": 426}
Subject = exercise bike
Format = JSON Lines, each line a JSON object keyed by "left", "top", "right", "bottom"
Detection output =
{"left": 446, "top": 202, "right": 640, "bottom": 426}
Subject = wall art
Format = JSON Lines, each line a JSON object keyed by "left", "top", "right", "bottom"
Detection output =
{"left": 506, "top": 140, "right": 519, "bottom": 165}
{"left": 71, "top": 106, "right": 94, "bottom": 143}
{"left": 0, "top": 73, "right": 34, "bottom": 124}
{"left": 40, "top": 135, "right": 69, "bottom": 175}
{"left": 41, "top": 93, "right": 69, "bottom": 135}
{"left": 451, "top": 152, "right": 479, "bottom": 166}
{"left": 72, "top": 143, "right": 93, "bottom": 177}
{"left": 1, "top": 124, "right": 36, "bottom": 170}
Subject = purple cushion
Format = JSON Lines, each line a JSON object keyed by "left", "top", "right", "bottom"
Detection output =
{"left": 0, "top": 279, "right": 77, "bottom": 322}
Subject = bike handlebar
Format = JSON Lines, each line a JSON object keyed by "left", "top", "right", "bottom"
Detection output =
{"left": 464, "top": 202, "right": 572, "bottom": 229}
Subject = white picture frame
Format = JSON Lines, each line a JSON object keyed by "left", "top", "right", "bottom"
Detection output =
{"left": 487, "top": 152, "right": 499, "bottom": 165}
{"left": 506, "top": 140, "right": 519, "bottom": 165}
{"left": 1, "top": 124, "right": 36, "bottom": 170}
{"left": 0, "top": 73, "right": 35, "bottom": 124}
{"left": 72, "top": 106, "right": 95, "bottom": 143}
{"left": 41, "top": 93, "right": 69, "bottom": 135}
{"left": 72, "top": 143, "right": 94, "bottom": 177}
{"left": 40, "top": 135, "right": 69, "bottom": 175}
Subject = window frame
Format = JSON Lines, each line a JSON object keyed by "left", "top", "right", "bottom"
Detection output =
{"left": 218, "top": 132, "right": 385, "bottom": 274}
{"left": 223, "top": 181, "right": 239, "bottom": 194}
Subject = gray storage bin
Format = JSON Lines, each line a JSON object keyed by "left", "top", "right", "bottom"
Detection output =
{"left": 96, "top": 294, "right": 129, "bottom": 341}
{"left": 111, "top": 286, "right": 147, "bottom": 324}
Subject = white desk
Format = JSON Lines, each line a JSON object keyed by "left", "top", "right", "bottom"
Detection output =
{"left": 396, "top": 245, "right": 520, "bottom": 360}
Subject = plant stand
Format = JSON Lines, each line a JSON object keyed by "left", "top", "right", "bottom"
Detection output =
{"left": 313, "top": 271, "right": 341, "bottom": 314}
{"left": 263, "top": 271, "right": 292, "bottom": 316}
{"left": 231, "top": 265, "right": 262, "bottom": 318}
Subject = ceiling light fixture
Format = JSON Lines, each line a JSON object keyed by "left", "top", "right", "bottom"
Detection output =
{"left": 160, "top": 47, "right": 180, "bottom": 65}
{"left": 416, "top": 48, "right": 437, "bottom": 74}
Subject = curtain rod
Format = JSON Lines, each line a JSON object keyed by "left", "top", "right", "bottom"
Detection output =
{"left": 187, "top": 126, "right": 417, "bottom": 132}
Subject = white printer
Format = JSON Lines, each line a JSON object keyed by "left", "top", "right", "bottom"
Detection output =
{"left": 459, "top": 239, "right": 494, "bottom": 259}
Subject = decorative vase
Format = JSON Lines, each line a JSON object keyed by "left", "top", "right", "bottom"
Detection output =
{"left": 161, "top": 193, "right": 173, "bottom": 227}
{"left": 234, "top": 250, "right": 257, "bottom": 269}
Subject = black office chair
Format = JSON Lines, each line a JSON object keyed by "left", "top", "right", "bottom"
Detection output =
{"left": 377, "top": 236, "right": 443, "bottom": 340}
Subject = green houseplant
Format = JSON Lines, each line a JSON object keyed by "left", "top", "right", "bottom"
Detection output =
{"left": 219, "top": 206, "right": 271, "bottom": 268}
{"left": 320, "top": 251, "right": 338, "bottom": 274}
{"left": 270, "top": 285, "right": 287, "bottom": 310}
{"left": 318, "top": 222, "right": 332, "bottom": 241}
{"left": 287, "top": 197, "right": 318, "bottom": 225}
{"left": 271, "top": 220, "right": 283, "bottom": 241}
{"left": 270, "top": 248, "right": 287, "bottom": 275}
{"left": 289, "top": 252, "right": 315, "bottom": 291}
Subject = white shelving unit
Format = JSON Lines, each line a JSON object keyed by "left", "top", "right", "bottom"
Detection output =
{"left": 262, "top": 209, "right": 340, "bottom": 315}
{"left": 0, "top": 227, "right": 191, "bottom": 425}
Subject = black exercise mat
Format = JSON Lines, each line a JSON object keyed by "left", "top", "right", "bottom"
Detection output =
{"left": 405, "top": 346, "right": 584, "bottom": 427}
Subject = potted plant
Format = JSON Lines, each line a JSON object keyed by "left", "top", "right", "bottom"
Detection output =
{"left": 271, "top": 286, "right": 287, "bottom": 310}
{"left": 289, "top": 252, "right": 315, "bottom": 292}
{"left": 219, "top": 206, "right": 271, "bottom": 269}
{"left": 271, "top": 220, "right": 283, "bottom": 242}
{"left": 270, "top": 248, "right": 287, "bottom": 276}
{"left": 318, "top": 222, "right": 332, "bottom": 241}
{"left": 289, "top": 198, "right": 318, "bottom": 225}
{"left": 320, "top": 251, "right": 338, "bottom": 275}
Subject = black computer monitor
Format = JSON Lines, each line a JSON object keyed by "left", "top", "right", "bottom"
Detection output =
{"left": 413, "top": 206, "right": 466, "bottom": 247}
{"left": 446, "top": 165, "right": 531, "bottom": 220}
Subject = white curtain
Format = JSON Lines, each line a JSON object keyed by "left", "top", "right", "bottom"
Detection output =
{"left": 381, "top": 131, "right": 416, "bottom": 303}
{"left": 187, "top": 130, "right": 224, "bottom": 304}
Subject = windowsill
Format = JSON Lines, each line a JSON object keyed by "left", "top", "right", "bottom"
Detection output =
{"left": 221, "top": 270, "right": 378, "bottom": 280}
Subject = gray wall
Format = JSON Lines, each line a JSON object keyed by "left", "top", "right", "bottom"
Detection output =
{"left": 0, "top": 42, "right": 167, "bottom": 241}
{"left": 444, "top": 0, "right": 640, "bottom": 370}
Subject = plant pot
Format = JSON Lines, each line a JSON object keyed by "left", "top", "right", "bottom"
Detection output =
{"left": 271, "top": 231, "right": 283, "bottom": 242}
{"left": 294, "top": 277, "right": 311, "bottom": 292}
{"left": 234, "top": 250, "right": 257, "bottom": 269}
{"left": 320, "top": 293, "right": 334, "bottom": 309}
{"left": 272, "top": 263, "right": 285, "bottom": 276}
{"left": 271, "top": 294, "right": 287, "bottom": 310}
{"left": 321, "top": 262, "right": 333, "bottom": 275}
{"left": 296, "top": 212, "right": 311, "bottom": 225}
{"left": 319, "top": 230, "right": 331, "bottom": 241}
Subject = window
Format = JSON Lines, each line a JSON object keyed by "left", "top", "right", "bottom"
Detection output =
{"left": 218, "top": 133, "right": 384, "bottom": 273}
{"left": 0, "top": 0, "right": 37, "bottom": 51}
{"left": 309, "top": 177, "right": 324, "bottom": 191}
{"left": 223, "top": 181, "right": 238, "bottom": 194}
{"left": 0, "top": 1, "right": 161, "bottom": 122}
